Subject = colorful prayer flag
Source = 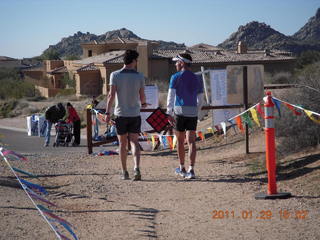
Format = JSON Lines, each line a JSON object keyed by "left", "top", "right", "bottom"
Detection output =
{"left": 197, "top": 131, "right": 205, "bottom": 141}
{"left": 172, "top": 136, "right": 177, "bottom": 149}
{"left": 273, "top": 98, "right": 282, "bottom": 117}
{"left": 284, "top": 102, "right": 301, "bottom": 116}
{"left": 166, "top": 136, "right": 174, "bottom": 150}
{"left": 249, "top": 108, "right": 261, "bottom": 127}
{"left": 304, "top": 110, "right": 320, "bottom": 124}
{"left": 207, "top": 127, "right": 214, "bottom": 134}
{"left": 2, "top": 150, "right": 27, "bottom": 161}
{"left": 242, "top": 112, "right": 253, "bottom": 128}
{"left": 256, "top": 103, "right": 264, "bottom": 118}
{"left": 235, "top": 116, "right": 244, "bottom": 133}
{"left": 20, "top": 178, "right": 48, "bottom": 195}
{"left": 220, "top": 122, "right": 227, "bottom": 136}
{"left": 12, "top": 167, "right": 37, "bottom": 178}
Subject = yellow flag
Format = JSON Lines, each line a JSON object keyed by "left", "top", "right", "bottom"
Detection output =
{"left": 172, "top": 135, "right": 177, "bottom": 149}
{"left": 250, "top": 108, "right": 261, "bottom": 127}
{"left": 304, "top": 110, "right": 320, "bottom": 124}
{"left": 207, "top": 127, "right": 214, "bottom": 134}
{"left": 151, "top": 135, "right": 156, "bottom": 149}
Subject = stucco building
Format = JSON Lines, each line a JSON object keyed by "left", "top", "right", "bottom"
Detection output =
{"left": 23, "top": 39, "right": 296, "bottom": 98}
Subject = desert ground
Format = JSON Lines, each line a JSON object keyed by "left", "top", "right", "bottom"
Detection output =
{"left": 0, "top": 116, "right": 319, "bottom": 240}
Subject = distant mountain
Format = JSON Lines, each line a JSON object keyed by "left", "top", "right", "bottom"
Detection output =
{"left": 218, "top": 21, "right": 294, "bottom": 50}
{"left": 42, "top": 28, "right": 185, "bottom": 59}
{"left": 293, "top": 8, "right": 320, "bottom": 43}
{"left": 218, "top": 8, "right": 320, "bottom": 54}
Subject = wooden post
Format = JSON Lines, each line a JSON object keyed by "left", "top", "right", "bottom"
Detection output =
{"left": 86, "top": 109, "right": 93, "bottom": 154}
{"left": 243, "top": 66, "right": 249, "bottom": 154}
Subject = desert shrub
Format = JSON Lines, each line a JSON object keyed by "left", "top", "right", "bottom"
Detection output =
{"left": 55, "top": 88, "right": 76, "bottom": 97}
{"left": 61, "top": 73, "right": 75, "bottom": 88}
{"left": 275, "top": 61, "right": 320, "bottom": 156}
{"left": 295, "top": 50, "right": 320, "bottom": 70}
{"left": 0, "top": 100, "right": 18, "bottom": 118}
{"left": 40, "top": 48, "right": 60, "bottom": 60}
{"left": 26, "top": 95, "right": 47, "bottom": 102}
{"left": 0, "top": 68, "right": 35, "bottom": 100}
{"left": 264, "top": 72, "right": 293, "bottom": 84}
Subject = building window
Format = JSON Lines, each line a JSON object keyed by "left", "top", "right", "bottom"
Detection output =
{"left": 88, "top": 50, "right": 92, "bottom": 57}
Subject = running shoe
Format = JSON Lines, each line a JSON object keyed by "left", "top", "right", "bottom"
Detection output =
{"left": 175, "top": 167, "right": 187, "bottom": 178}
{"left": 133, "top": 168, "right": 141, "bottom": 181}
{"left": 121, "top": 171, "right": 130, "bottom": 180}
{"left": 185, "top": 169, "right": 196, "bottom": 179}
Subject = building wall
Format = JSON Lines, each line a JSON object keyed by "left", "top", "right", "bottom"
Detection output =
{"left": 23, "top": 70, "right": 44, "bottom": 80}
{"left": 101, "top": 64, "right": 123, "bottom": 95}
{"left": 45, "top": 60, "right": 64, "bottom": 72}
{"left": 35, "top": 85, "right": 60, "bottom": 98}
{"left": 137, "top": 42, "right": 153, "bottom": 78}
{"left": 82, "top": 43, "right": 138, "bottom": 58}
{"left": 75, "top": 71, "right": 102, "bottom": 96}
{"left": 150, "top": 59, "right": 170, "bottom": 81}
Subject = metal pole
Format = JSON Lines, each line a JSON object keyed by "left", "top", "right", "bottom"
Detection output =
{"left": 201, "top": 66, "right": 210, "bottom": 104}
{"left": 243, "top": 66, "right": 249, "bottom": 154}
{"left": 86, "top": 109, "right": 93, "bottom": 154}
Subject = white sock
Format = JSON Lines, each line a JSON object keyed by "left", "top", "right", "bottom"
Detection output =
{"left": 188, "top": 166, "right": 194, "bottom": 171}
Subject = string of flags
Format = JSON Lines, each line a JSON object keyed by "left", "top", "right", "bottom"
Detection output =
{"left": 219, "top": 96, "right": 320, "bottom": 137}
{"left": 91, "top": 97, "right": 320, "bottom": 151}
{"left": 0, "top": 148, "right": 78, "bottom": 240}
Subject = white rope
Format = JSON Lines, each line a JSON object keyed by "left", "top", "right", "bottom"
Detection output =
{"left": 0, "top": 148, "right": 62, "bottom": 240}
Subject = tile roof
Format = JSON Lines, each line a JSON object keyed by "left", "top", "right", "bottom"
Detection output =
{"left": 152, "top": 49, "right": 295, "bottom": 63}
{"left": 48, "top": 66, "right": 68, "bottom": 74}
{"left": 76, "top": 63, "right": 99, "bottom": 72}
{"left": 74, "top": 50, "right": 125, "bottom": 65}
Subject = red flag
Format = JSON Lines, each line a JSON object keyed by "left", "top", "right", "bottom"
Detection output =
{"left": 256, "top": 103, "right": 265, "bottom": 117}
{"left": 284, "top": 103, "right": 301, "bottom": 116}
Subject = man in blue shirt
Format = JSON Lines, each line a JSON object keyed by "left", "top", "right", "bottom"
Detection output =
{"left": 167, "top": 53, "right": 204, "bottom": 179}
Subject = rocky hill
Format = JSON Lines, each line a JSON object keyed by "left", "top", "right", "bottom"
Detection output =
{"left": 293, "top": 8, "right": 320, "bottom": 43}
{"left": 42, "top": 28, "right": 185, "bottom": 59}
{"left": 218, "top": 8, "right": 320, "bottom": 54}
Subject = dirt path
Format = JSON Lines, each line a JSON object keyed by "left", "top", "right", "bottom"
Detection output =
{"left": 0, "top": 129, "right": 319, "bottom": 239}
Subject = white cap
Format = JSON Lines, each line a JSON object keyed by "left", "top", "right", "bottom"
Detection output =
{"left": 172, "top": 54, "right": 192, "bottom": 64}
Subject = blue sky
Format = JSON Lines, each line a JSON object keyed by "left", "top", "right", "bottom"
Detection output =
{"left": 0, "top": 0, "right": 319, "bottom": 58}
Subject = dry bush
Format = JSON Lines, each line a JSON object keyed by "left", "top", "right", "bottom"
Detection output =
{"left": 264, "top": 71, "right": 293, "bottom": 84}
{"left": 275, "top": 62, "right": 320, "bottom": 157}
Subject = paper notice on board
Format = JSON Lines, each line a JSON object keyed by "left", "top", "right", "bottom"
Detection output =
{"left": 210, "top": 69, "right": 240, "bottom": 126}
{"left": 141, "top": 85, "right": 159, "bottom": 132}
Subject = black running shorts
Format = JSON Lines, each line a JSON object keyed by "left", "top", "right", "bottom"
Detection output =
{"left": 115, "top": 116, "right": 141, "bottom": 135}
{"left": 174, "top": 115, "right": 198, "bottom": 132}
